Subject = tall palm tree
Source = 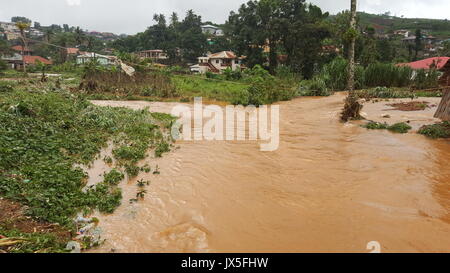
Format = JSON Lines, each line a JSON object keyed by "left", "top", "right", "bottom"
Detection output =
{"left": 15, "top": 22, "right": 30, "bottom": 73}
{"left": 45, "top": 29, "right": 54, "bottom": 43}
{"left": 341, "top": 0, "right": 362, "bottom": 121}
{"left": 74, "top": 26, "right": 85, "bottom": 46}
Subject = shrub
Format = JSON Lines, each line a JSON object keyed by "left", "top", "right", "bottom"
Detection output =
{"left": 205, "top": 71, "right": 220, "bottom": 79}
{"left": 0, "top": 59, "right": 8, "bottom": 71}
{"left": 298, "top": 76, "right": 331, "bottom": 96}
{"left": 364, "top": 63, "right": 413, "bottom": 88}
{"left": 362, "top": 121, "right": 411, "bottom": 133}
{"left": 223, "top": 67, "right": 242, "bottom": 81}
{"left": 321, "top": 56, "right": 349, "bottom": 91}
{"left": 103, "top": 169, "right": 124, "bottom": 185}
{"left": 363, "top": 121, "right": 389, "bottom": 130}
{"left": 388, "top": 122, "right": 412, "bottom": 134}
{"left": 418, "top": 122, "right": 450, "bottom": 138}
{"left": 125, "top": 164, "right": 140, "bottom": 177}
{"left": 414, "top": 69, "right": 440, "bottom": 89}
{"left": 229, "top": 88, "right": 250, "bottom": 105}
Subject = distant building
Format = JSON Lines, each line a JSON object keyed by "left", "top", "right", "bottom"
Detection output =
{"left": 136, "top": 50, "right": 168, "bottom": 62}
{"left": 394, "top": 29, "right": 410, "bottom": 38}
{"left": 201, "top": 25, "right": 224, "bottom": 36}
{"left": 23, "top": 55, "right": 52, "bottom": 66}
{"left": 76, "top": 52, "right": 117, "bottom": 66}
{"left": 11, "top": 45, "right": 33, "bottom": 56}
{"left": 66, "top": 48, "right": 80, "bottom": 55}
{"left": 0, "top": 22, "right": 18, "bottom": 32}
{"left": 1, "top": 53, "right": 23, "bottom": 69}
{"left": 190, "top": 51, "right": 242, "bottom": 74}
{"left": 397, "top": 57, "right": 450, "bottom": 86}
{"left": 4, "top": 32, "right": 20, "bottom": 41}
{"left": 402, "top": 35, "right": 437, "bottom": 45}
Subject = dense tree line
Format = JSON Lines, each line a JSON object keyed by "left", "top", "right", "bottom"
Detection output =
{"left": 110, "top": 10, "right": 209, "bottom": 63}
{"left": 227, "top": 0, "right": 330, "bottom": 77}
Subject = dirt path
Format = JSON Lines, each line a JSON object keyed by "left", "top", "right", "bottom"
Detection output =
{"left": 90, "top": 93, "right": 450, "bottom": 253}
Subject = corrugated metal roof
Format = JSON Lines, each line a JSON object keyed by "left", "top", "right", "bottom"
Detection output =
{"left": 397, "top": 57, "right": 450, "bottom": 70}
{"left": 209, "top": 51, "right": 237, "bottom": 59}
{"left": 23, "top": 56, "right": 52, "bottom": 65}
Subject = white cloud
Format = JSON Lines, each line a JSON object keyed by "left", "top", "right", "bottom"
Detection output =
{"left": 66, "top": 0, "right": 81, "bottom": 6}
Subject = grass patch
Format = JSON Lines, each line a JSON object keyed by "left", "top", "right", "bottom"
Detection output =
{"left": 418, "top": 122, "right": 450, "bottom": 139}
{"left": 172, "top": 75, "right": 249, "bottom": 102}
{"left": 363, "top": 121, "right": 412, "bottom": 133}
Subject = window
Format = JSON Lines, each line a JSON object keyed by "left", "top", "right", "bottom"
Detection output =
{"left": 216, "top": 60, "right": 219, "bottom": 64}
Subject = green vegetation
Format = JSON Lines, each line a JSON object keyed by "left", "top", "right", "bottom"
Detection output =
{"left": 418, "top": 122, "right": 450, "bottom": 139}
{"left": 298, "top": 55, "right": 441, "bottom": 97}
{"left": 172, "top": 74, "right": 249, "bottom": 102}
{"left": 388, "top": 122, "right": 413, "bottom": 134}
{"left": 0, "top": 226, "right": 67, "bottom": 253}
{"left": 0, "top": 87, "right": 175, "bottom": 251}
{"left": 363, "top": 121, "right": 389, "bottom": 130}
{"left": 103, "top": 169, "right": 124, "bottom": 185}
{"left": 363, "top": 121, "right": 412, "bottom": 134}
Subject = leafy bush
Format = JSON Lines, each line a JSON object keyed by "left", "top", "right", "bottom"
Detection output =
{"left": 245, "top": 77, "right": 296, "bottom": 106}
{"left": 363, "top": 121, "right": 389, "bottom": 130}
{"left": 362, "top": 121, "right": 411, "bottom": 133}
{"left": 125, "top": 164, "right": 140, "bottom": 177}
{"left": 298, "top": 76, "right": 331, "bottom": 96}
{"left": 223, "top": 67, "right": 242, "bottom": 81}
{"left": 388, "top": 122, "right": 412, "bottom": 134}
{"left": 414, "top": 69, "right": 440, "bottom": 89}
{"left": 0, "top": 59, "right": 8, "bottom": 72}
{"left": 321, "top": 57, "right": 349, "bottom": 91}
{"left": 103, "top": 169, "right": 124, "bottom": 185}
{"left": 418, "top": 122, "right": 450, "bottom": 138}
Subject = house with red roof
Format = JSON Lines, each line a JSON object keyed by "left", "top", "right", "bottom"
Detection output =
{"left": 190, "top": 51, "right": 243, "bottom": 74}
{"left": 23, "top": 56, "right": 52, "bottom": 65}
{"left": 397, "top": 57, "right": 450, "bottom": 86}
{"left": 66, "top": 47, "right": 80, "bottom": 55}
{"left": 11, "top": 45, "right": 33, "bottom": 56}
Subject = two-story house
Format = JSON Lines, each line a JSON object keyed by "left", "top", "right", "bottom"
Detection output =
{"left": 190, "top": 51, "right": 242, "bottom": 74}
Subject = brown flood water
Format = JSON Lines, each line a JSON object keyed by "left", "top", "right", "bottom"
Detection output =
{"left": 90, "top": 93, "right": 450, "bottom": 253}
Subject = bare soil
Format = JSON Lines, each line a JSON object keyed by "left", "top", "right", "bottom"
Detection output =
{"left": 0, "top": 198, "right": 71, "bottom": 251}
{"left": 387, "top": 101, "right": 433, "bottom": 111}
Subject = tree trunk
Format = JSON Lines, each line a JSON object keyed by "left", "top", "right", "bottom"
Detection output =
{"left": 341, "top": 0, "right": 362, "bottom": 122}
{"left": 20, "top": 30, "right": 27, "bottom": 74}
{"left": 435, "top": 89, "right": 450, "bottom": 121}
{"left": 348, "top": 0, "right": 357, "bottom": 93}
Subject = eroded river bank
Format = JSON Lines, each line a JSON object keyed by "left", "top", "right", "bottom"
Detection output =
{"left": 90, "top": 93, "right": 450, "bottom": 253}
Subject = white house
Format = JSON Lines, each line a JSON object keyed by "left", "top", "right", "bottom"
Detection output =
{"left": 201, "top": 25, "right": 224, "bottom": 36}
{"left": 190, "top": 51, "right": 242, "bottom": 74}
{"left": 136, "top": 49, "right": 168, "bottom": 62}
{"left": 76, "top": 52, "right": 117, "bottom": 66}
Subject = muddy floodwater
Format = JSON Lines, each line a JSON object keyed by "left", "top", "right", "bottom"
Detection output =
{"left": 90, "top": 93, "right": 450, "bottom": 253}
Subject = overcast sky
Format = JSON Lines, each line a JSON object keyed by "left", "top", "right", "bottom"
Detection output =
{"left": 0, "top": 0, "right": 449, "bottom": 34}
